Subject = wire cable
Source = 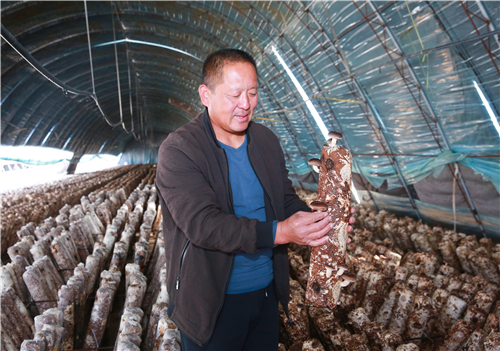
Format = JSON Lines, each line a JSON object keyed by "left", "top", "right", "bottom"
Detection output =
{"left": 111, "top": 5, "right": 125, "bottom": 132}
{"left": 0, "top": 24, "right": 120, "bottom": 128}
{"left": 84, "top": 0, "right": 96, "bottom": 96}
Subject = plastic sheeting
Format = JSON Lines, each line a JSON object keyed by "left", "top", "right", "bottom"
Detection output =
{"left": 461, "top": 157, "right": 500, "bottom": 193}
{"left": 248, "top": 1, "right": 499, "bottom": 236}
{"left": 117, "top": 132, "right": 165, "bottom": 165}
{"left": 0, "top": 146, "right": 121, "bottom": 174}
{"left": 350, "top": 150, "right": 499, "bottom": 193}
{"left": 119, "top": 148, "right": 158, "bottom": 166}
{"left": 254, "top": 1, "right": 500, "bottom": 191}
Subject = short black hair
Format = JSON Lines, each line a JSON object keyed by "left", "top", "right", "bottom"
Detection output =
{"left": 202, "top": 48, "right": 257, "bottom": 90}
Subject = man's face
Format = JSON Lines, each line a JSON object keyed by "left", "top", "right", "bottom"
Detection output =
{"left": 199, "top": 61, "right": 258, "bottom": 141}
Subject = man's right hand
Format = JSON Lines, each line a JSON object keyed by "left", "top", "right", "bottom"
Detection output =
{"left": 275, "top": 211, "right": 332, "bottom": 247}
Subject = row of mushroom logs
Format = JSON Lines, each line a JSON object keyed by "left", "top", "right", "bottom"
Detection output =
{"left": 0, "top": 165, "right": 182, "bottom": 350}
{"left": 1, "top": 179, "right": 140, "bottom": 349}
{"left": 3, "top": 162, "right": 498, "bottom": 350}
{"left": 283, "top": 191, "right": 500, "bottom": 351}
{"left": 1, "top": 164, "right": 151, "bottom": 257}
{"left": 109, "top": 215, "right": 180, "bottom": 351}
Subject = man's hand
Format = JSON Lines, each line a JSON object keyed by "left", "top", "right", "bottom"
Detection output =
{"left": 275, "top": 211, "right": 332, "bottom": 247}
{"left": 276, "top": 207, "right": 356, "bottom": 247}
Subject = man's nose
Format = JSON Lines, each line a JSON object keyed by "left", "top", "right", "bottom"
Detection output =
{"left": 238, "top": 93, "right": 250, "bottom": 109}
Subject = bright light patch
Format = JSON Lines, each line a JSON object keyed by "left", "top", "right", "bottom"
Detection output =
{"left": 41, "top": 125, "right": 57, "bottom": 146}
{"left": 75, "top": 154, "right": 120, "bottom": 174}
{"left": 473, "top": 80, "right": 500, "bottom": 136}
{"left": 0, "top": 145, "right": 73, "bottom": 165}
{"left": 0, "top": 146, "right": 74, "bottom": 192}
{"left": 351, "top": 181, "right": 361, "bottom": 204}
{"left": 62, "top": 135, "right": 73, "bottom": 150}
{"left": 271, "top": 46, "right": 329, "bottom": 140}
{"left": 0, "top": 147, "right": 121, "bottom": 192}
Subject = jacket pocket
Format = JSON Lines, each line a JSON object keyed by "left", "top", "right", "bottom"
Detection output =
{"left": 176, "top": 240, "right": 191, "bottom": 290}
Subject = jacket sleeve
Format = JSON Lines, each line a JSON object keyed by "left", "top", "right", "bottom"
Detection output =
{"left": 156, "top": 133, "right": 274, "bottom": 254}
{"left": 277, "top": 142, "right": 311, "bottom": 218}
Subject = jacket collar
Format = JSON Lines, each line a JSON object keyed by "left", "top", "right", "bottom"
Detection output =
{"left": 201, "top": 108, "right": 253, "bottom": 149}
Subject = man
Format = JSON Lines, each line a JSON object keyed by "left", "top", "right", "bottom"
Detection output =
{"left": 156, "top": 49, "right": 354, "bottom": 350}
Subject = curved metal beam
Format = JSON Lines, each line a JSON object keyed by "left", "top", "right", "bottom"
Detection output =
{"left": 0, "top": 23, "right": 116, "bottom": 127}
{"left": 1, "top": 50, "right": 202, "bottom": 147}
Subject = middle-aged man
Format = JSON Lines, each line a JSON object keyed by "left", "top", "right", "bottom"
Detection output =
{"left": 156, "top": 48, "right": 355, "bottom": 351}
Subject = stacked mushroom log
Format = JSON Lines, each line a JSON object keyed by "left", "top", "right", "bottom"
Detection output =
{"left": 286, "top": 191, "right": 500, "bottom": 351}
{"left": 306, "top": 131, "right": 354, "bottom": 310}
{"left": 140, "top": 164, "right": 157, "bottom": 186}
{"left": 81, "top": 182, "right": 159, "bottom": 350}
{"left": 17, "top": 180, "right": 158, "bottom": 350}
{"left": 110, "top": 190, "right": 180, "bottom": 351}
{"left": 19, "top": 181, "right": 150, "bottom": 349}
{"left": 1, "top": 165, "right": 162, "bottom": 350}
{"left": 141, "top": 217, "right": 182, "bottom": 351}
{"left": 6, "top": 162, "right": 499, "bottom": 351}
{"left": 0, "top": 165, "right": 146, "bottom": 257}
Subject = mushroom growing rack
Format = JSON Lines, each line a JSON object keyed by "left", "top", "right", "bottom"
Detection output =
{"left": 1, "top": 165, "right": 181, "bottom": 350}
{"left": 2, "top": 171, "right": 500, "bottom": 351}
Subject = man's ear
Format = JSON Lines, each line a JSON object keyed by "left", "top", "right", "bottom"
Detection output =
{"left": 199, "top": 84, "right": 210, "bottom": 107}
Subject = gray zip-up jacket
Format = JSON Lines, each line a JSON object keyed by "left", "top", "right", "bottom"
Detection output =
{"left": 156, "top": 109, "right": 310, "bottom": 346}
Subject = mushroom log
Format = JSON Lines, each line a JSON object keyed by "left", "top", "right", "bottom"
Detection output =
{"left": 306, "top": 131, "right": 353, "bottom": 309}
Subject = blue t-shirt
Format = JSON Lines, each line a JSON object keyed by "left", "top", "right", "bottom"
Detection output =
{"left": 220, "top": 136, "right": 274, "bottom": 294}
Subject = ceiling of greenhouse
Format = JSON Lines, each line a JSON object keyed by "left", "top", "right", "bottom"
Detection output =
{"left": 1, "top": 1, "right": 499, "bottom": 235}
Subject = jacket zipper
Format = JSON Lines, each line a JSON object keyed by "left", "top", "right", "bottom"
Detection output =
{"left": 203, "top": 148, "right": 235, "bottom": 346}
{"left": 175, "top": 240, "right": 191, "bottom": 290}
{"left": 222, "top": 148, "right": 234, "bottom": 215}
